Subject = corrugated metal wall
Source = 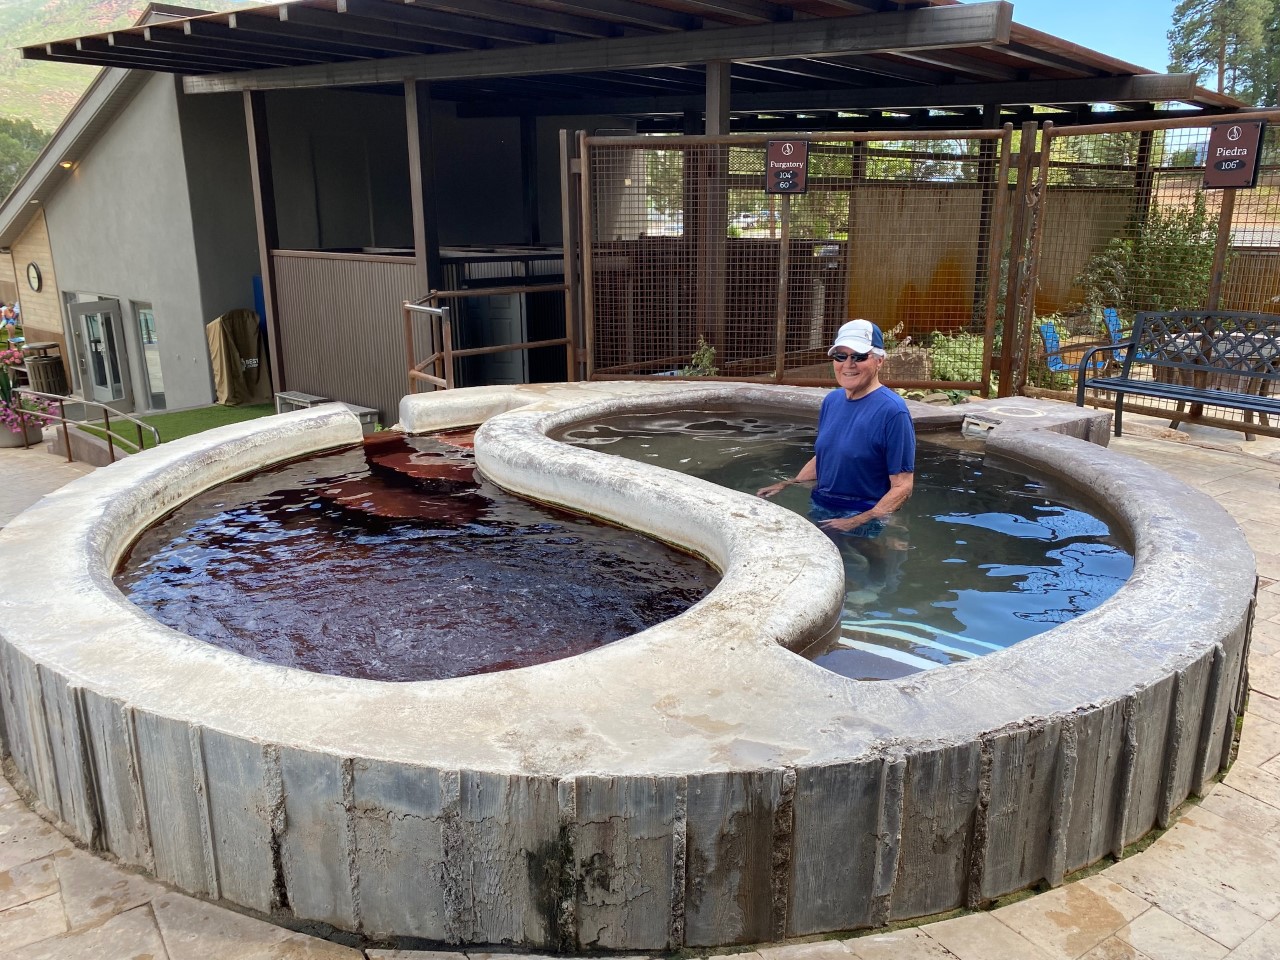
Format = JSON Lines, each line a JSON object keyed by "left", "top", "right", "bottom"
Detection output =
{"left": 272, "top": 251, "right": 422, "bottom": 425}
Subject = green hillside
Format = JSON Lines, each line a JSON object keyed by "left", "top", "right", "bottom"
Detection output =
{"left": 0, "top": 0, "right": 250, "bottom": 133}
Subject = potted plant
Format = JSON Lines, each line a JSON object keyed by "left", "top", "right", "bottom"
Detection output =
{"left": 0, "top": 346, "right": 50, "bottom": 448}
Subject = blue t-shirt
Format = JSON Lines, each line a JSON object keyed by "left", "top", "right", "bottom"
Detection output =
{"left": 812, "top": 386, "right": 915, "bottom": 513}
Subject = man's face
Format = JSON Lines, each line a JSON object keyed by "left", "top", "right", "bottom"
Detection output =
{"left": 832, "top": 351, "right": 882, "bottom": 392}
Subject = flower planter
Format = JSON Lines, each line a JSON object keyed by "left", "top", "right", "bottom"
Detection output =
{"left": 0, "top": 424, "right": 44, "bottom": 449}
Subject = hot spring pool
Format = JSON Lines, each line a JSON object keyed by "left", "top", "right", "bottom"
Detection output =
{"left": 559, "top": 409, "right": 1134, "bottom": 680}
{"left": 0, "top": 385, "right": 1254, "bottom": 951}
{"left": 116, "top": 432, "right": 717, "bottom": 681}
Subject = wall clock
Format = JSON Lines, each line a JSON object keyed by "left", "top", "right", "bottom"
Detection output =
{"left": 25, "top": 262, "right": 42, "bottom": 292}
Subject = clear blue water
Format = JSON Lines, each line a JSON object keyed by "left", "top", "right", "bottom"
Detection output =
{"left": 559, "top": 408, "right": 1134, "bottom": 681}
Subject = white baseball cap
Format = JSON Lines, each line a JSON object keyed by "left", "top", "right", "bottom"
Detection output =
{"left": 827, "top": 319, "right": 886, "bottom": 358}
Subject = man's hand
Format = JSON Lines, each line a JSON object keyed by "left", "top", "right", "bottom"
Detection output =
{"left": 756, "top": 481, "right": 789, "bottom": 498}
{"left": 820, "top": 512, "right": 873, "bottom": 532}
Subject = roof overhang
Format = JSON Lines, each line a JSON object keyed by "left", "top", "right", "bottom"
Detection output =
{"left": 0, "top": 5, "right": 208, "bottom": 247}
{"left": 17, "top": 0, "right": 1244, "bottom": 128}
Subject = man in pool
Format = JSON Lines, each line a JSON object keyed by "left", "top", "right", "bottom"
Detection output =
{"left": 757, "top": 318, "right": 915, "bottom": 537}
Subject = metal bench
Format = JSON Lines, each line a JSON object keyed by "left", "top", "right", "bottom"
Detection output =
{"left": 1075, "top": 310, "right": 1280, "bottom": 437}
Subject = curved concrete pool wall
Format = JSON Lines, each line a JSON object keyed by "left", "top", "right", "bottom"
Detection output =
{"left": 0, "top": 385, "right": 1255, "bottom": 952}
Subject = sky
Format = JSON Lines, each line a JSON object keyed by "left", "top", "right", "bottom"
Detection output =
{"left": 1008, "top": 0, "right": 1175, "bottom": 73}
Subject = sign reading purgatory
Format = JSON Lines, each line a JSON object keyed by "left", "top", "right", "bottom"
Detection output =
{"left": 766, "top": 140, "right": 809, "bottom": 194}
{"left": 1203, "top": 120, "right": 1267, "bottom": 189}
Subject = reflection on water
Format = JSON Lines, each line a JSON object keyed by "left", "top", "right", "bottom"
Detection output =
{"left": 116, "top": 435, "right": 718, "bottom": 682}
{"left": 560, "top": 409, "right": 1134, "bottom": 681}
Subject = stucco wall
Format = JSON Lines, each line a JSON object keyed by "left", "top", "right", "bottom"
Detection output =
{"left": 177, "top": 90, "right": 259, "bottom": 328}
{"left": 43, "top": 74, "right": 213, "bottom": 411}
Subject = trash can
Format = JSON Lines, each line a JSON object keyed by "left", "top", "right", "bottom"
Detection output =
{"left": 26, "top": 355, "right": 69, "bottom": 396}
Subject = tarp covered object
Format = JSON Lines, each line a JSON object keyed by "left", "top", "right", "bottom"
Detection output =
{"left": 206, "top": 308, "right": 271, "bottom": 406}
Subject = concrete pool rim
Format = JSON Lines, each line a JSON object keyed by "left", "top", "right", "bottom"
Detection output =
{"left": 0, "top": 382, "right": 1254, "bottom": 950}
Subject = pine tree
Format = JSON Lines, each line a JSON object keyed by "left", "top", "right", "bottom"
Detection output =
{"left": 1168, "top": 0, "right": 1271, "bottom": 99}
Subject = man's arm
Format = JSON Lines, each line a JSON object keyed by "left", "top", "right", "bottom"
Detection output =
{"left": 756, "top": 455, "right": 817, "bottom": 498}
{"left": 818, "top": 471, "right": 914, "bottom": 532}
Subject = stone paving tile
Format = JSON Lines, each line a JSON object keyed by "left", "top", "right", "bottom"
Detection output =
{"left": 920, "top": 912, "right": 1055, "bottom": 960}
{"left": 1241, "top": 691, "right": 1280, "bottom": 728}
{"left": 1231, "top": 760, "right": 1280, "bottom": 809}
{"left": 1198, "top": 784, "right": 1280, "bottom": 839}
{"left": 367, "top": 952, "right": 479, "bottom": 959}
{"left": 1114, "top": 909, "right": 1228, "bottom": 960}
{"left": 756, "top": 941, "right": 855, "bottom": 960}
{"left": 0, "top": 856, "right": 59, "bottom": 912}
{"left": 1133, "top": 808, "right": 1280, "bottom": 918}
{"left": 11, "top": 903, "right": 168, "bottom": 960}
{"left": 1250, "top": 549, "right": 1280, "bottom": 582}
{"left": 1235, "top": 714, "right": 1280, "bottom": 767}
{"left": 1248, "top": 625, "right": 1280, "bottom": 659}
{"left": 844, "top": 928, "right": 959, "bottom": 959}
{"left": 1226, "top": 918, "right": 1280, "bottom": 959}
{"left": 1102, "top": 849, "right": 1265, "bottom": 950}
{"left": 990, "top": 876, "right": 1149, "bottom": 960}
{"left": 152, "top": 892, "right": 362, "bottom": 960}
{"left": 1076, "top": 937, "right": 1152, "bottom": 960}
{"left": 0, "top": 798, "right": 74, "bottom": 873}
{"left": 0, "top": 892, "right": 69, "bottom": 952}
{"left": 0, "top": 775, "right": 18, "bottom": 806}
{"left": 1246, "top": 653, "right": 1280, "bottom": 701}
{"left": 55, "top": 845, "right": 166, "bottom": 929}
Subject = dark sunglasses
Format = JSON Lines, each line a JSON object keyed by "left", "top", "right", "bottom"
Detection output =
{"left": 831, "top": 350, "right": 873, "bottom": 364}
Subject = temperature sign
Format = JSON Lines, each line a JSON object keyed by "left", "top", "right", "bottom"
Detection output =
{"left": 1203, "top": 120, "right": 1266, "bottom": 189}
{"left": 766, "top": 140, "right": 809, "bottom": 194}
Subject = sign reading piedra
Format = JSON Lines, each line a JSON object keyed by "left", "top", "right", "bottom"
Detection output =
{"left": 1203, "top": 120, "right": 1267, "bottom": 189}
{"left": 766, "top": 139, "right": 809, "bottom": 194}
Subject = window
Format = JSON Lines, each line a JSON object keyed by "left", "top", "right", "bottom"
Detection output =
{"left": 133, "top": 302, "right": 165, "bottom": 410}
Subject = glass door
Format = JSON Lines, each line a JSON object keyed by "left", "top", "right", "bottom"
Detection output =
{"left": 70, "top": 299, "right": 132, "bottom": 408}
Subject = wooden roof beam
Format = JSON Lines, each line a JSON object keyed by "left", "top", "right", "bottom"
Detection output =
{"left": 87, "top": 36, "right": 292, "bottom": 70}
{"left": 336, "top": 0, "right": 551, "bottom": 45}
{"left": 24, "top": 41, "right": 222, "bottom": 73}
{"left": 818, "top": 52, "right": 951, "bottom": 85}
{"left": 880, "top": 49, "right": 1019, "bottom": 81}
{"left": 143, "top": 23, "right": 332, "bottom": 65}
{"left": 117, "top": 30, "right": 324, "bottom": 67}
{"left": 402, "top": 0, "right": 625, "bottom": 39}
{"left": 183, "top": 2, "right": 1015, "bottom": 94}
{"left": 227, "top": 10, "right": 439, "bottom": 58}
{"left": 662, "top": 0, "right": 792, "bottom": 24}
{"left": 453, "top": 72, "right": 1198, "bottom": 117}
{"left": 279, "top": 4, "right": 492, "bottom": 52}
{"left": 520, "top": 0, "right": 697, "bottom": 31}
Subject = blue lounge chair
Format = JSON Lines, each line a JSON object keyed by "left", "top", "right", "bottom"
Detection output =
{"left": 1103, "top": 307, "right": 1123, "bottom": 345}
{"left": 1039, "top": 323, "right": 1107, "bottom": 378}
{"left": 1102, "top": 307, "right": 1154, "bottom": 362}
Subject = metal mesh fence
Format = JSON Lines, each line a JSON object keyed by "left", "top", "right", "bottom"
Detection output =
{"left": 582, "top": 130, "right": 1011, "bottom": 393}
{"left": 1027, "top": 113, "right": 1280, "bottom": 433}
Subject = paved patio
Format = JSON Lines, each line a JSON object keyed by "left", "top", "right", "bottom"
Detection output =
{"left": 2, "top": 414, "right": 1279, "bottom": 959}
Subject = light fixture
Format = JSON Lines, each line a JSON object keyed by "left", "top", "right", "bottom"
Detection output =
{"left": 58, "top": 160, "right": 74, "bottom": 169}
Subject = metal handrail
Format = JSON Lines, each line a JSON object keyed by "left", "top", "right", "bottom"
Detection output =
{"left": 403, "top": 283, "right": 574, "bottom": 392}
{"left": 12, "top": 388, "right": 161, "bottom": 462}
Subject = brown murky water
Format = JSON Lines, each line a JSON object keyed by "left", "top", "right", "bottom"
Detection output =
{"left": 116, "top": 432, "right": 719, "bottom": 682}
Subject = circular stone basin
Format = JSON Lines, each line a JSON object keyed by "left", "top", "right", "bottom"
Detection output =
{"left": 115, "top": 434, "right": 718, "bottom": 681}
{"left": 0, "top": 383, "right": 1254, "bottom": 952}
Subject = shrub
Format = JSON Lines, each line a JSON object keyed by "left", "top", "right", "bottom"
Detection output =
{"left": 928, "top": 331, "right": 985, "bottom": 383}
{"left": 1075, "top": 193, "right": 1217, "bottom": 316}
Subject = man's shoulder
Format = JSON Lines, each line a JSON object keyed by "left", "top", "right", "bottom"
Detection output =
{"left": 871, "top": 385, "right": 910, "bottom": 411}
